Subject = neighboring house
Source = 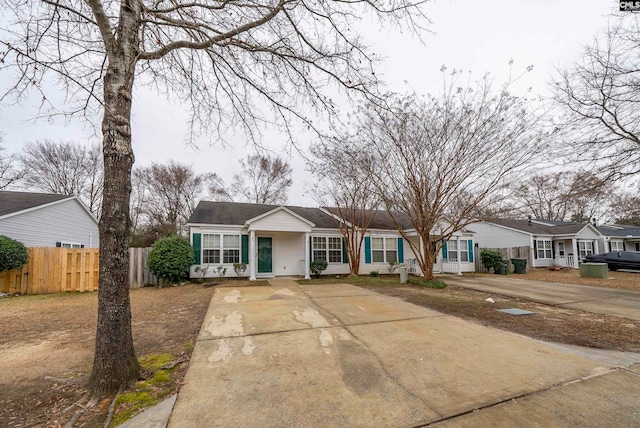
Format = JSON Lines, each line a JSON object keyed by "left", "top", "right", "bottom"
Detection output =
{"left": 597, "top": 224, "right": 640, "bottom": 253}
{"left": 186, "top": 201, "right": 476, "bottom": 279}
{"left": 470, "top": 218, "right": 602, "bottom": 269}
{"left": 0, "top": 191, "right": 99, "bottom": 248}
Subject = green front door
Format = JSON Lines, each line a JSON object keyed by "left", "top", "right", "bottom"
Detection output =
{"left": 257, "top": 237, "right": 273, "bottom": 274}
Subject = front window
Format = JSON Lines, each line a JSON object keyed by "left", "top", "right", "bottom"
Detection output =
{"left": 223, "top": 234, "right": 240, "bottom": 264}
{"left": 202, "top": 234, "right": 241, "bottom": 264}
{"left": 313, "top": 236, "right": 343, "bottom": 263}
{"left": 578, "top": 241, "right": 594, "bottom": 259}
{"left": 536, "top": 240, "right": 552, "bottom": 259}
{"left": 372, "top": 237, "right": 397, "bottom": 263}
{"left": 447, "top": 239, "right": 469, "bottom": 261}
{"left": 558, "top": 242, "right": 565, "bottom": 257}
{"left": 610, "top": 241, "right": 624, "bottom": 252}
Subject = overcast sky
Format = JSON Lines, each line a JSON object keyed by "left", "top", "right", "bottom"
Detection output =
{"left": 0, "top": 0, "right": 619, "bottom": 206}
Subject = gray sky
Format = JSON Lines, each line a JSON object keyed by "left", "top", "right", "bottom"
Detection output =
{"left": 0, "top": 0, "right": 618, "bottom": 206}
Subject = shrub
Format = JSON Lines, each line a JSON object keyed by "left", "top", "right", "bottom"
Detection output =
{"left": 387, "top": 261, "right": 399, "bottom": 273}
{"left": 310, "top": 259, "right": 328, "bottom": 277}
{"left": 193, "top": 265, "right": 209, "bottom": 283}
{"left": 480, "top": 249, "right": 504, "bottom": 271}
{"left": 409, "top": 278, "right": 447, "bottom": 289}
{"left": 233, "top": 263, "right": 247, "bottom": 277}
{"left": 370, "top": 270, "right": 379, "bottom": 277}
{"left": 147, "top": 236, "right": 195, "bottom": 283}
{"left": 0, "top": 235, "right": 28, "bottom": 272}
{"left": 214, "top": 266, "right": 227, "bottom": 278}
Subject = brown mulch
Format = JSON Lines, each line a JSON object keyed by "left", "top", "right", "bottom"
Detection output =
{"left": 361, "top": 283, "right": 640, "bottom": 353}
{"left": 0, "top": 282, "right": 225, "bottom": 427}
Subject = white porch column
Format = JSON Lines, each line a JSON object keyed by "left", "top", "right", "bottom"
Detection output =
{"left": 249, "top": 230, "right": 256, "bottom": 281}
{"left": 304, "top": 232, "right": 311, "bottom": 280}
{"left": 456, "top": 236, "right": 462, "bottom": 276}
{"left": 571, "top": 238, "right": 579, "bottom": 268}
{"left": 594, "top": 239, "right": 599, "bottom": 255}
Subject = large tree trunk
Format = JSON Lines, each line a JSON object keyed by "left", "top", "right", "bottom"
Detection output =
{"left": 88, "top": 28, "right": 141, "bottom": 394}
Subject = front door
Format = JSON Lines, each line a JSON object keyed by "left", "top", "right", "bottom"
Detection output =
{"left": 257, "top": 237, "right": 273, "bottom": 274}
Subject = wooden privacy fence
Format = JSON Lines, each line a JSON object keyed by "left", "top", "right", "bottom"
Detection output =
{"left": 1, "top": 247, "right": 99, "bottom": 294}
{"left": 1, "top": 247, "right": 160, "bottom": 295}
{"left": 474, "top": 246, "right": 532, "bottom": 273}
{"left": 129, "top": 247, "right": 160, "bottom": 288}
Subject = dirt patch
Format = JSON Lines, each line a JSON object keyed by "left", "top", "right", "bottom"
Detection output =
{"left": 488, "top": 268, "right": 640, "bottom": 291}
{"left": 360, "top": 283, "right": 640, "bottom": 353}
{"left": 0, "top": 281, "right": 236, "bottom": 427}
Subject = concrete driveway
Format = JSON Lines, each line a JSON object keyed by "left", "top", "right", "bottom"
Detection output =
{"left": 444, "top": 275, "right": 640, "bottom": 321}
{"left": 168, "top": 278, "right": 640, "bottom": 427}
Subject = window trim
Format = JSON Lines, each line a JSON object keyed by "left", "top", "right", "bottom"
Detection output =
{"left": 610, "top": 241, "right": 624, "bottom": 252}
{"left": 536, "top": 240, "right": 552, "bottom": 259}
{"left": 578, "top": 241, "right": 594, "bottom": 259}
{"left": 371, "top": 236, "right": 398, "bottom": 264}
{"left": 312, "top": 236, "right": 343, "bottom": 264}
{"left": 201, "top": 233, "right": 241, "bottom": 265}
{"left": 446, "top": 239, "right": 469, "bottom": 262}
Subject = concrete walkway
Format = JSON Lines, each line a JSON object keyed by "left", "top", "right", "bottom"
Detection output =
{"left": 167, "top": 278, "right": 640, "bottom": 427}
{"left": 443, "top": 275, "right": 640, "bottom": 321}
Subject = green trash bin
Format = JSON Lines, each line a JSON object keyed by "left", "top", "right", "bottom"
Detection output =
{"left": 510, "top": 258, "right": 527, "bottom": 274}
{"left": 494, "top": 261, "right": 508, "bottom": 275}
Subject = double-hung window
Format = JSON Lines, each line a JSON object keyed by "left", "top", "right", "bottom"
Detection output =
{"left": 223, "top": 235, "right": 240, "bottom": 264}
{"left": 202, "top": 234, "right": 240, "bottom": 264}
{"left": 536, "top": 240, "right": 552, "bottom": 259}
{"left": 313, "top": 237, "right": 343, "bottom": 263}
{"left": 371, "top": 237, "right": 397, "bottom": 263}
{"left": 446, "top": 239, "right": 469, "bottom": 261}
{"left": 610, "top": 241, "right": 624, "bottom": 252}
{"left": 578, "top": 241, "right": 594, "bottom": 259}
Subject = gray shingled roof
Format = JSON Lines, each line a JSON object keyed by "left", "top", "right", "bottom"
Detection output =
{"left": 0, "top": 191, "right": 72, "bottom": 217}
{"left": 597, "top": 224, "right": 640, "bottom": 238}
{"left": 322, "top": 207, "right": 414, "bottom": 230}
{"left": 188, "top": 201, "right": 340, "bottom": 229}
{"left": 486, "top": 219, "right": 592, "bottom": 236}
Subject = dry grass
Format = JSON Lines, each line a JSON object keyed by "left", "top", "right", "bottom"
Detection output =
{"left": 516, "top": 268, "right": 640, "bottom": 291}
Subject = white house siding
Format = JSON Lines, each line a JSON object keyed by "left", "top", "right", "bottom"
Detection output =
{"left": 270, "top": 231, "right": 307, "bottom": 276}
{"left": 0, "top": 199, "right": 98, "bottom": 248}
{"left": 469, "top": 222, "right": 531, "bottom": 248}
{"left": 189, "top": 225, "right": 249, "bottom": 278}
{"left": 248, "top": 210, "right": 312, "bottom": 232}
{"left": 311, "top": 231, "right": 351, "bottom": 276}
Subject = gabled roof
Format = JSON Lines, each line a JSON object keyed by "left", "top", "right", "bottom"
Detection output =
{"left": 188, "top": 201, "right": 339, "bottom": 229}
{"left": 0, "top": 191, "right": 73, "bottom": 218}
{"left": 483, "top": 218, "right": 598, "bottom": 236}
{"left": 597, "top": 224, "right": 640, "bottom": 238}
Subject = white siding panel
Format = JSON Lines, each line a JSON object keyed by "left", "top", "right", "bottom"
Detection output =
{"left": 0, "top": 199, "right": 99, "bottom": 247}
{"left": 575, "top": 227, "right": 601, "bottom": 240}
{"left": 469, "top": 222, "right": 531, "bottom": 248}
{"left": 249, "top": 210, "right": 312, "bottom": 232}
{"left": 271, "top": 232, "right": 307, "bottom": 276}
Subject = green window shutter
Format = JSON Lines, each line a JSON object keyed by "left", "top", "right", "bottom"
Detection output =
{"left": 364, "top": 237, "right": 371, "bottom": 264}
{"left": 533, "top": 240, "right": 538, "bottom": 259}
{"left": 193, "top": 233, "right": 202, "bottom": 264}
{"left": 241, "top": 234, "right": 249, "bottom": 264}
{"left": 397, "top": 238, "right": 404, "bottom": 263}
{"left": 309, "top": 236, "right": 313, "bottom": 261}
{"left": 442, "top": 240, "right": 448, "bottom": 260}
{"left": 468, "top": 240, "right": 474, "bottom": 262}
{"left": 342, "top": 238, "right": 348, "bottom": 264}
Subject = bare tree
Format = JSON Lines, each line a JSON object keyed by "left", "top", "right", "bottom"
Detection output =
{"left": 0, "top": 0, "right": 427, "bottom": 394}
{"left": 0, "top": 138, "right": 23, "bottom": 190}
{"left": 136, "top": 161, "right": 205, "bottom": 235}
{"left": 231, "top": 154, "right": 292, "bottom": 204}
{"left": 611, "top": 192, "right": 640, "bottom": 226}
{"left": 19, "top": 140, "right": 103, "bottom": 217}
{"left": 205, "top": 172, "right": 233, "bottom": 202}
{"left": 310, "top": 140, "right": 379, "bottom": 276}
{"left": 552, "top": 15, "right": 640, "bottom": 177}
{"left": 512, "top": 171, "right": 614, "bottom": 222}
{"left": 354, "top": 71, "right": 545, "bottom": 279}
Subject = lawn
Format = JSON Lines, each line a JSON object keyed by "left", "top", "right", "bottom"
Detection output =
{"left": 0, "top": 281, "right": 236, "bottom": 427}
{"left": 511, "top": 268, "right": 640, "bottom": 291}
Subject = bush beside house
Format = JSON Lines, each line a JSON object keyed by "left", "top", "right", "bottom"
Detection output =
{"left": 0, "top": 235, "right": 28, "bottom": 272}
{"left": 147, "top": 236, "right": 195, "bottom": 283}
